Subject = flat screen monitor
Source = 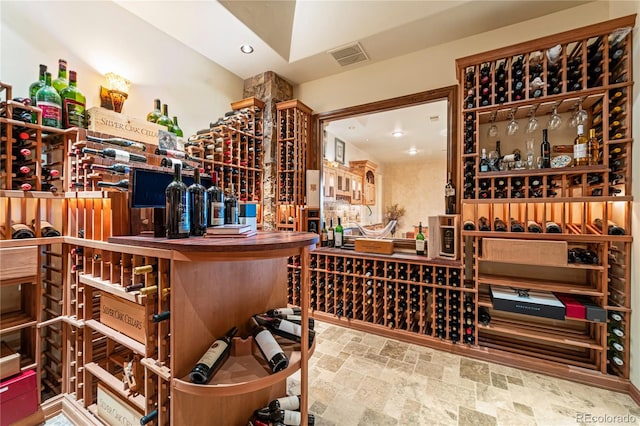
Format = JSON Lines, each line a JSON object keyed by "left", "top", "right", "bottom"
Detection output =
{"left": 131, "top": 168, "right": 212, "bottom": 209}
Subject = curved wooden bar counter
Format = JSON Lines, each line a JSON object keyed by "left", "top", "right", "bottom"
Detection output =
{"left": 109, "top": 232, "right": 318, "bottom": 426}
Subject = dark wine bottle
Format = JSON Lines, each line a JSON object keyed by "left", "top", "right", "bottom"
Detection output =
{"left": 463, "top": 220, "right": 475, "bottom": 231}
{"left": 189, "top": 326, "right": 238, "bottom": 384}
{"left": 96, "top": 179, "right": 129, "bottom": 191}
{"left": 91, "top": 163, "right": 130, "bottom": 175}
{"left": 545, "top": 221, "right": 562, "bottom": 233}
{"left": 224, "top": 184, "right": 239, "bottom": 225}
{"left": 266, "top": 307, "right": 301, "bottom": 317}
{"left": 541, "top": 129, "right": 551, "bottom": 168}
{"left": 140, "top": 409, "right": 158, "bottom": 425}
{"left": 253, "top": 314, "right": 315, "bottom": 345}
{"left": 160, "top": 157, "right": 194, "bottom": 171}
{"left": 510, "top": 218, "right": 524, "bottom": 232}
{"left": 152, "top": 311, "right": 170, "bottom": 322}
{"left": 207, "top": 172, "right": 225, "bottom": 226}
{"left": 32, "top": 220, "right": 61, "bottom": 237}
{"left": 262, "top": 409, "right": 315, "bottom": 425}
{"left": 593, "top": 218, "right": 625, "bottom": 235}
{"left": 165, "top": 163, "right": 190, "bottom": 239}
{"left": 86, "top": 135, "right": 146, "bottom": 152}
{"left": 188, "top": 168, "right": 208, "bottom": 236}
{"left": 478, "top": 216, "right": 490, "bottom": 231}
{"left": 81, "top": 147, "right": 147, "bottom": 163}
{"left": 155, "top": 148, "right": 188, "bottom": 159}
{"left": 250, "top": 317, "right": 289, "bottom": 373}
{"left": 527, "top": 220, "right": 543, "bottom": 233}
{"left": 493, "top": 217, "right": 507, "bottom": 232}
{"left": 124, "top": 283, "right": 145, "bottom": 292}
{"left": 10, "top": 223, "right": 36, "bottom": 239}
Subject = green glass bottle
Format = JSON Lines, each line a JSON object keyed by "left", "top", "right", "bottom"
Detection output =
{"left": 52, "top": 59, "right": 68, "bottom": 94}
{"left": 156, "top": 103, "right": 174, "bottom": 132}
{"left": 172, "top": 116, "right": 183, "bottom": 137}
{"left": 59, "top": 71, "right": 86, "bottom": 129}
{"left": 146, "top": 99, "right": 161, "bottom": 123}
{"left": 416, "top": 222, "right": 425, "bottom": 255}
{"left": 334, "top": 217, "right": 344, "bottom": 248}
{"left": 36, "top": 72, "right": 62, "bottom": 128}
{"left": 29, "top": 64, "right": 47, "bottom": 123}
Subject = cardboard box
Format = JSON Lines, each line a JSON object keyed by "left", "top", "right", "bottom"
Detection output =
{"left": 491, "top": 286, "right": 565, "bottom": 320}
{"left": 482, "top": 238, "right": 567, "bottom": 267}
{"left": 97, "top": 384, "right": 143, "bottom": 426}
{"left": 100, "top": 293, "right": 147, "bottom": 344}
{"left": 354, "top": 238, "right": 394, "bottom": 255}
{"left": 0, "top": 342, "right": 20, "bottom": 380}
{"left": 555, "top": 294, "right": 585, "bottom": 319}
{"left": 87, "top": 106, "right": 164, "bottom": 146}
{"left": 0, "top": 369, "right": 39, "bottom": 426}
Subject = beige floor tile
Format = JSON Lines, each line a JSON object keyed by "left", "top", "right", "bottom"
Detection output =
{"left": 495, "top": 407, "right": 537, "bottom": 426}
{"left": 414, "top": 359, "right": 444, "bottom": 379}
{"left": 379, "top": 340, "right": 410, "bottom": 360}
{"left": 342, "top": 340, "right": 370, "bottom": 356}
{"left": 458, "top": 406, "right": 497, "bottom": 426}
{"left": 358, "top": 407, "right": 399, "bottom": 425}
{"left": 352, "top": 375, "right": 392, "bottom": 411}
{"left": 460, "top": 358, "right": 491, "bottom": 385}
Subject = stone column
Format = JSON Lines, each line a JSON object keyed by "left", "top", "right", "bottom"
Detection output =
{"left": 243, "top": 71, "right": 293, "bottom": 230}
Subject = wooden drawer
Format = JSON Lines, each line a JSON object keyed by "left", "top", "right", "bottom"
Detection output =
{"left": 482, "top": 238, "right": 568, "bottom": 267}
{"left": 0, "top": 342, "right": 20, "bottom": 380}
{"left": 0, "top": 246, "right": 38, "bottom": 285}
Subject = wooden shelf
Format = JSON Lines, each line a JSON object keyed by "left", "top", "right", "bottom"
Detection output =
{"left": 84, "top": 319, "right": 146, "bottom": 356}
{"left": 478, "top": 257, "right": 604, "bottom": 270}
{"left": 140, "top": 358, "right": 171, "bottom": 381}
{"left": 478, "top": 273, "right": 604, "bottom": 297}
{"left": 79, "top": 274, "right": 142, "bottom": 304}
{"left": 463, "top": 196, "right": 633, "bottom": 204}
{"left": 462, "top": 231, "right": 632, "bottom": 242}
{"left": 0, "top": 311, "right": 37, "bottom": 334}
{"left": 84, "top": 362, "right": 146, "bottom": 412}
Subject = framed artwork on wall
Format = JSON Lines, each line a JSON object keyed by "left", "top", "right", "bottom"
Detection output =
{"left": 335, "top": 138, "right": 345, "bottom": 164}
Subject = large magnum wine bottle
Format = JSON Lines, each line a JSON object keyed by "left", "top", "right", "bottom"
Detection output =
{"left": 189, "top": 326, "right": 238, "bottom": 384}
{"left": 87, "top": 135, "right": 146, "bottom": 152}
{"left": 146, "top": 99, "right": 161, "bottom": 123}
{"left": 250, "top": 317, "right": 289, "bottom": 373}
{"left": 28, "top": 64, "right": 47, "bottom": 123}
{"left": 172, "top": 116, "right": 183, "bottom": 137}
{"left": 32, "top": 220, "right": 61, "bottom": 237}
{"left": 188, "top": 167, "right": 208, "bottom": 236}
{"left": 36, "top": 72, "right": 62, "bottom": 128}
{"left": 165, "top": 163, "right": 190, "bottom": 239}
{"left": 52, "top": 59, "right": 68, "bottom": 93}
{"left": 156, "top": 104, "right": 174, "bottom": 132}
{"left": 59, "top": 71, "right": 85, "bottom": 129}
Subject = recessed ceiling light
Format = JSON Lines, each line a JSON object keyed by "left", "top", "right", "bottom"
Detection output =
{"left": 408, "top": 147, "right": 418, "bottom": 155}
{"left": 240, "top": 44, "right": 254, "bottom": 54}
{"left": 392, "top": 130, "right": 404, "bottom": 138}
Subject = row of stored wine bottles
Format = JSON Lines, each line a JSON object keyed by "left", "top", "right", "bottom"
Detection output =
{"left": 463, "top": 27, "right": 631, "bottom": 109}
{"left": 251, "top": 394, "right": 314, "bottom": 426}
{"left": 277, "top": 104, "right": 310, "bottom": 205}
{"left": 463, "top": 217, "right": 625, "bottom": 236}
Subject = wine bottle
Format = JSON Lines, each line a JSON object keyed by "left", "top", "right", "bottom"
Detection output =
{"left": 415, "top": 222, "right": 425, "bottom": 255}
{"left": 545, "top": 221, "right": 562, "bottom": 233}
{"left": 155, "top": 148, "right": 188, "bottom": 158}
{"left": 52, "top": 59, "right": 68, "bottom": 93}
{"left": 250, "top": 317, "right": 289, "bottom": 373}
{"left": 160, "top": 157, "right": 194, "bottom": 171}
{"left": 587, "top": 129, "right": 601, "bottom": 166}
{"left": 91, "top": 163, "right": 130, "bottom": 175}
{"left": 35, "top": 72, "right": 62, "bottom": 128}
{"left": 573, "top": 124, "right": 588, "bottom": 166}
{"left": 172, "top": 116, "right": 183, "bottom": 137}
{"left": 165, "top": 163, "right": 190, "bottom": 239}
{"left": 327, "top": 219, "right": 335, "bottom": 248}
{"left": 156, "top": 104, "right": 174, "bottom": 132}
{"left": 133, "top": 264, "right": 157, "bottom": 275}
{"left": 334, "top": 217, "right": 344, "bottom": 248}
{"left": 224, "top": 184, "right": 239, "bottom": 225}
{"left": 140, "top": 409, "right": 158, "bottom": 426}
{"left": 138, "top": 286, "right": 159, "bottom": 297}
{"left": 593, "top": 218, "right": 625, "bottom": 235}
{"left": 262, "top": 410, "right": 315, "bottom": 426}
{"left": 10, "top": 223, "right": 36, "bottom": 239}
{"left": 510, "top": 218, "right": 524, "bottom": 232}
{"left": 32, "top": 220, "right": 61, "bottom": 237}
{"left": 207, "top": 172, "right": 225, "bottom": 227}
{"left": 86, "top": 135, "right": 146, "bottom": 152}
{"left": 463, "top": 220, "right": 475, "bottom": 231}
{"left": 81, "top": 147, "right": 147, "bottom": 163}
{"left": 28, "top": 64, "right": 47, "bottom": 122}
{"left": 266, "top": 307, "right": 301, "bottom": 316}
{"left": 479, "top": 148, "right": 489, "bottom": 172}
{"left": 188, "top": 167, "right": 208, "bottom": 236}
{"left": 493, "top": 217, "right": 507, "bottom": 232}
{"left": 96, "top": 179, "right": 129, "bottom": 191}
{"left": 541, "top": 129, "right": 551, "bottom": 168}
{"left": 253, "top": 314, "right": 315, "bottom": 345}
{"left": 527, "top": 220, "right": 543, "bottom": 233}
{"left": 146, "top": 99, "right": 161, "bottom": 123}
{"left": 59, "top": 70, "right": 86, "bottom": 129}
{"left": 445, "top": 177, "right": 456, "bottom": 214}
{"left": 152, "top": 311, "right": 170, "bottom": 322}
{"left": 320, "top": 222, "right": 328, "bottom": 247}
{"left": 478, "top": 216, "right": 490, "bottom": 231}
{"left": 189, "top": 326, "right": 238, "bottom": 384}
{"left": 268, "top": 395, "right": 301, "bottom": 412}
{"left": 124, "top": 283, "right": 145, "bottom": 292}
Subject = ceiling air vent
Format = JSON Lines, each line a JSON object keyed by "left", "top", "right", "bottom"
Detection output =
{"left": 328, "top": 42, "right": 369, "bottom": 67}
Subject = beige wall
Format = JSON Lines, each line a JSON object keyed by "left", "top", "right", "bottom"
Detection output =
{"left": 382, "top": 160, "right": 446, "bottom": 237}
{"left": 298, "top": 0, "right": 640, "bottom": 391}
{"left": 0, "top": 1, "right": 244, "bottom": 137}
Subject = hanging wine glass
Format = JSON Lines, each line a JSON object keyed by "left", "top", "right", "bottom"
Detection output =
{"left": 487, "top": 111, "right": 498, "bottom": 138}
{"left": 506, "top": 108, "right": 519, "bottom": 136}
{"left": 548, "top": 103, "right": 562, "bottom": 130}
{"left": 526, "top": 105, "right": 539, "bottom": 134}
{"left": 576, "top": 98, "right": 588, "bottom": 125}
{"left": 569, "top": 109, "right": 578, "bottom": 128}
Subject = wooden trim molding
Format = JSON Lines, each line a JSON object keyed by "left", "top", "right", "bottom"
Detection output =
{"left": 631, "top": 382, "right": 640, "bottom": 407}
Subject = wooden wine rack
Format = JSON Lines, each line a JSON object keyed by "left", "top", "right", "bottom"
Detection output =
{"left": 457, "top": 15, "right": 635, "bottom": 386}
{"left": 276, "top": 100, "right": 312, "bottom": 231}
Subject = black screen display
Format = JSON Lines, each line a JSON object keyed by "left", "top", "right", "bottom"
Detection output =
{"left": 131, "top": 168, "right": 212, "bottom": 208}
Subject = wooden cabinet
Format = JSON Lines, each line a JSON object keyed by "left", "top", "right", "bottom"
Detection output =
{"left": 350, "top": 160, "right": 377, "bottom": 205}
{"left": 457, "top": 15, "right": 635, "bottom": 386}
{"left": 350, "top": 172, "right": 363, "bottom": 204}
{"left": 323, "top": 167, "right": 336, "bottom": 201}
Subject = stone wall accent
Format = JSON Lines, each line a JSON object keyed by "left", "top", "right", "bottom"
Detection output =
{"left": 243, "top": 71, "right": 293, "bottom": 230}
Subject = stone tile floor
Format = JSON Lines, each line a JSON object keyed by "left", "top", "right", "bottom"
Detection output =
{"left": 288, "top": 321, "right": 640, "bottom": 426}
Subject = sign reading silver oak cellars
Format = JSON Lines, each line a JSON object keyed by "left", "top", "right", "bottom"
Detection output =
{"left": 87, "top": 107, "right": 163, "bottom": 146}
{"left": 100, "top": 293, "right": 147, "bottom": 344}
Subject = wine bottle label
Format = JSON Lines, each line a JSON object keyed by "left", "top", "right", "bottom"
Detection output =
{"left": 274, "top": 308, "right": 296, "bottom": 316}
{"left": 277, "top": 320, "right": 301, "bottom": 337}
{"left": 335, "top": 233, "right": 343, "bottom": 247}
{"left": 573, "top": 143, "right": 587, "bottom": 159}
{"left": 63, "top": 99, "right": 85, "bottom": 128}
{"left": 255, "top": 330, "right": 283, "bottom": 360}
{"left": 113, "top": 150, "right": 130, "bottom": 162}
{"left": 210, "top": 202, "right": 224, "bottom": 226}
{"left": 277, "top": 396, "right": 300, "bottom": 411}
{"left": 198, "top": 339, "right": 228, "bottom": 368}
{"left": 328, "top": 230, "right": 334, "bottom": 240}
{"left": 178, "top": 194, "right": 190, "bottom": 234}
{"left": 284, "top": 314, "right": 302, "bottom": 322}
{"left": 283, "top": 410, "right": 301, "bottom": 425}
{"left": 416, "top": 240, "right": 425, "bottom": 251}
{"left": 38, "top": 101, "right": 62, "bottom": 125}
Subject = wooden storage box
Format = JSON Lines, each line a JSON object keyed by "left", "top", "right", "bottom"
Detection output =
{"left": 0, "top": 341, "right": 20, "bottom": 380}
{"left": 97, "top": 384, "right": 143, "bottom": 426}
{"left": 100, "top": 293, "right": 147, "bottom": 344}
{"left": 482, "top": 238, "right": 567, "bottom": 267}
{"left": 428, "top": 215, "right": 459, "bottom": 260}
{"left": 491, "top": 286, "right": 566, "bottom": 320}
{"left": 0, "top": 369, "right": 39, "bottom": 426}
{"left": 87, "top": 106, "right": 163, "bottom": 146}
{"left": 0, "top": 246, "right": 38, "bottom": 285}
{"left": 354, "top": 238, "right": 394, "bottom": 255}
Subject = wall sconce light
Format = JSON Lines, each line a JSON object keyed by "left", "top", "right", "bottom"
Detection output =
{"left": 100, "top": 72, "right": 130, "bottom": 113}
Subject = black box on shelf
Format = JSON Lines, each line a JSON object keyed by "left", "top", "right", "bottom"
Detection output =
{"left": 575, "top": 297, "right": 607, "bottom": 322}
{"left": 490, "top": 286, "right": 566, "bottom": 320}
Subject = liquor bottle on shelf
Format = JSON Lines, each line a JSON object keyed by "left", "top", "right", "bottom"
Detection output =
{"left": 96, "top": 179, "right": 129, "bottom": 191}
{"left": 207, "top": 172, "right": 225, "bottom": 227}
{"left": 415, "top": 222, "right": 426, "bottom": 255}
{"left": 172, "top": 117, "right": 184, "bottom": 137}
{"left": 165, "top": 163, "right": 190, "bottom": 239}
{"left": 479, "top": 148, "right": 489, "bottom": 172}
{"left": 86, "top": 135, "right": 146, "bottom": 152}
{"left": 28, "top": 64, "right": 47, "bottom": 121}
{"left": 250, "top": 317, "right": 289, "bottom": 373}
{"left": 81, "top": 147, "right": 147, "bottom": 163}
{"left": 334, "top": 217, "right": 344, "bottom": 248}
{"left": 188, "top": 167, "right": 208, "bottom": 236}
{"left": 573, "top": 124, "right": 588, "bottom": 166}
{"left": 36, "top": 71, "right": 62, "bottom": 128}
{"left": 59, "top": 70, "right": 85, "bottom": 129}
{"left": 541, "top": 129, "right": 551, "bottom": 168}
{"left": 190, "top": 326, "right": 238, "bottom": 384}
{"left": 156, "top": 104, "right": 174, "bottom": 132}
{"left": 224, "top": 184, "right": 239, "bottom": 225}
{"left": 146, "top": 98, "right": 162, "bottom": 123}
